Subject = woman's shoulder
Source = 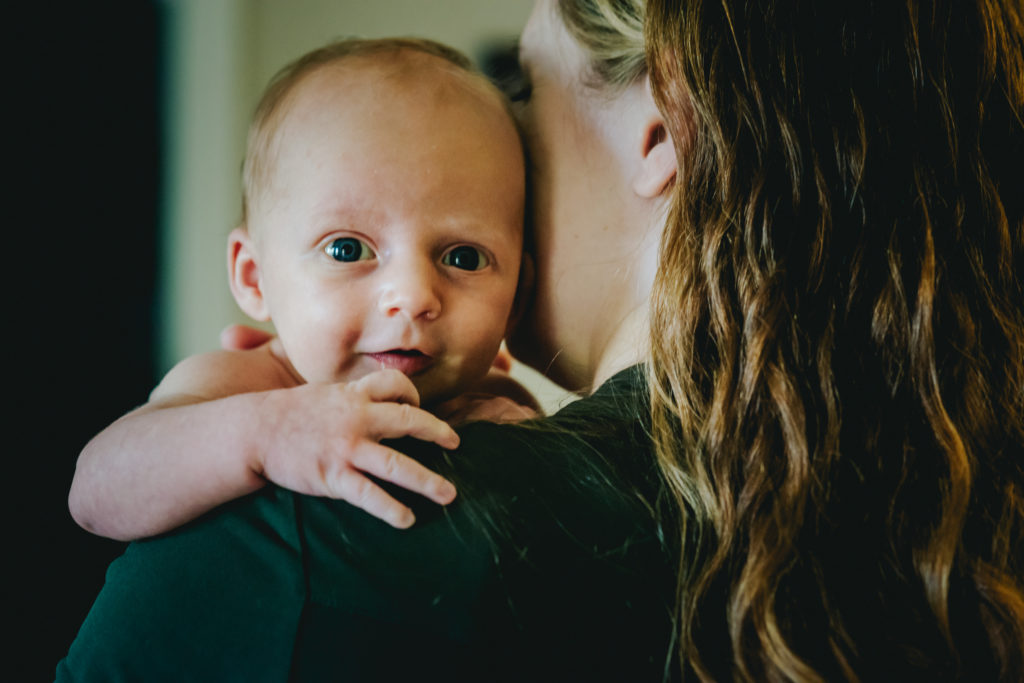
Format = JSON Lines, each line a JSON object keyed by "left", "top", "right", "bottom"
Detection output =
{"left": 448, "top": 364, "right": 659, "bottom": 514}
{"left": 298, "top": 364, "right": 678, "bottom": 680}
{"left": 434, "top": 365, "right": 678, "bottom": 679}
{"left": 454, "top": 364, "right": 651, "bottom": 450}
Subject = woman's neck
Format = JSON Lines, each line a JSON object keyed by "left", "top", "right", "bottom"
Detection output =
{"left": 591, "top": 306, "right": 650, "bottom": 391}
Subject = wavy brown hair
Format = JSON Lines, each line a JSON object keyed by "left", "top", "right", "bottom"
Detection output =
{"left": 644, "top": 0, "right": 1024, "bottom": 680}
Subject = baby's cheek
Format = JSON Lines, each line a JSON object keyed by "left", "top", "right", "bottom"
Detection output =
{"left": 337, "top": 325, "right": 363, "bottom": 354}
{"left": 461, "top": 319, "right": 507, "bottom": 375}
{"left": 310, "top": 304, "right": 363, "bottom": 349}
{"left": 332, "top": 326, "right": 368, "bottom": 375}
{"left": 295, "top": 320, "right": 364, "bottom": 384}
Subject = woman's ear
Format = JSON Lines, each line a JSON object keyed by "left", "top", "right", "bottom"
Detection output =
{"left": 227, "top": 227, "right": 271, "bottom": 322}
{"left": 632, "top": 76, "right": 677, "bottom": 199}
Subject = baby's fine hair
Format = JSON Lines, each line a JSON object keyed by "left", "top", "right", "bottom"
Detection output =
{"left": 240, "top": 37, "right": 481, "bottom": 225}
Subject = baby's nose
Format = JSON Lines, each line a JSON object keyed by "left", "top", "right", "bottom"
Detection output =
{"left": 378, "top": 264, "right": 441, "bottom": 321}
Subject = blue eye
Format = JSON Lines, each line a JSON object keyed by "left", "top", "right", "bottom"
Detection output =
{"left": 442, "top": 246, "right": 489, "bottom": 271}
{"left": 326, "top": 237, "right": 374, "bottom": 262}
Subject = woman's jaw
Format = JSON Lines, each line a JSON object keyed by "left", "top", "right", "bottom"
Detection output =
{"left": 506, "top": 0, "right": 673, "bottom": 394}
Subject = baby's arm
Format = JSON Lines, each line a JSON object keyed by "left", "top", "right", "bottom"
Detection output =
{"left": 69, "top": 347, "right": 459, "bottom": 541}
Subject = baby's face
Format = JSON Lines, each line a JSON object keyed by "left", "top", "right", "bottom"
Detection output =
{"left": 249, "top": 57, "right": 524, "bottom": 405}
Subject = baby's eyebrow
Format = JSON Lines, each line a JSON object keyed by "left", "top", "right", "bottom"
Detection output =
{"left": 310, "top": 201, "right": 378, "bottom": 226}
{"left": 432, "top": 220, "right": 507, "bottom": 242}
{"left": 436, "top": 216, "right": 521, "bottom": 246}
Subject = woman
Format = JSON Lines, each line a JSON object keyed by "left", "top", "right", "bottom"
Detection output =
{"left": 58, "top": 1, "right": 680, "bottom": 681}
{"left": 58, "top": 0, "right": 1024, "bottom": 681}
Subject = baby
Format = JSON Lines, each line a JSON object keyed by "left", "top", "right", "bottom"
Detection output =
{"left": 69, "top": 37, "right": 532, "bottom": 539}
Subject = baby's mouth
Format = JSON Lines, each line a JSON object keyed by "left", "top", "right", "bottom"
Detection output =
{"left": 367, "top": 349, "right": 434, "bottom": 376}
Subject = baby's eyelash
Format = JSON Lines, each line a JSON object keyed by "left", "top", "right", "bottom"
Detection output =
{"left": 441, "top": 245, "right": 490, "bottom": 271}
{"left": 325, "top": 236, "right": 375, "bottom": 263}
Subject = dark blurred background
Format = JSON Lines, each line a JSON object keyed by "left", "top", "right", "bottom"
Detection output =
{"left": 10, "top": 3, "right": 161, "bottom": 679}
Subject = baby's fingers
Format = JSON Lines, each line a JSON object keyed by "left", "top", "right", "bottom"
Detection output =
{"left": 330, "top": 467, "right": 417, "bottom": 528}
{"left": 355, "top": 369, "right": 421, "bottom": 406}
{"left": 369, "top": 401, "right": 460, "bottom": 450}
{"left": 351, "top": 442, "right": 457, "bottom": 507}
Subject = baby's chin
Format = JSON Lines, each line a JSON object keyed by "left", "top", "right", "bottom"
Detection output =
{"left": 411, "top": 372, "right": 469, "bottom": 409}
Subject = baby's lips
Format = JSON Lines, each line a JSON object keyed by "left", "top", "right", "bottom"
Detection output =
{"left": 367, "top": 350, "right": 434, "bottom": 376}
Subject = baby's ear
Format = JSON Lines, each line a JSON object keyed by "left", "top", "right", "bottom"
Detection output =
{"left": 227, "top": 227, "right": 270, "bottom": 321}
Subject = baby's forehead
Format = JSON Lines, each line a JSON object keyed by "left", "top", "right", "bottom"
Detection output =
{"left": 287, "top": 50, "right": 509, "bottom": 124}
{"left": 249, "top": 48, "right": 525, "bottom": 242}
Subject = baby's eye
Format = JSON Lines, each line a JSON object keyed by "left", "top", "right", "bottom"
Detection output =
{"left": 442, "top": 245, "right": 489, "bottom": 271}
{"left": 326, "top": 237, "right": 374, "bottom": 262}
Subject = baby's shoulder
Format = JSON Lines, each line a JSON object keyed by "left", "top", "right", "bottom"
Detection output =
{"left": 149, "top": 343, "right": 297, "bottom": 403}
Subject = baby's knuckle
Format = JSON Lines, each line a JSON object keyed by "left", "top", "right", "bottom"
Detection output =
{"left": 350, "top": 475, "right": 376, "bottom": 506}
{"left": 382, "top": 450, "right": 402, "bottom": 479}
{"left": 397, "top": 402, "right": 416, "bottom": 426}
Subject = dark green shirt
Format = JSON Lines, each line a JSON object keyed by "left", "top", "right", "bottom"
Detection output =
{"left": 57, "top": 367, "right": 679, "bottom": 682}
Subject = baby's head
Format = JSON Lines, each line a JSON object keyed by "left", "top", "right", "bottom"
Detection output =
{"left": 228, "top": 38, "right": 525, "bottom": 405}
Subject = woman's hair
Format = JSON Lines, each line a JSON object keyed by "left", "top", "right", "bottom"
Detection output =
{"left": 556, "top": 0, "right": 647, "bottom": 90}
{"left": 241, "top": 37, "right": 478, "bottom": 225}
{"left": 640, "top": 0, "right": 1024, "bottom": 680}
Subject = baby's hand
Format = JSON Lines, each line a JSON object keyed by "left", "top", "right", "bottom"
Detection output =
{"left": 434, "top": 393, "right": 540, "bottom": 425}
{"left": 258, "top": 369, "right": 459, "bottom": 528}
{"left": 433, "top": 364, "right": 544, "bottom": 426}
